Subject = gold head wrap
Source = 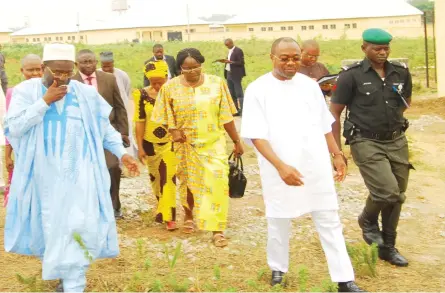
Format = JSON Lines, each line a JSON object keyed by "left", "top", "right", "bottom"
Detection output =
{"left": 144, "top": 60, "right": 169, "bottom": 79}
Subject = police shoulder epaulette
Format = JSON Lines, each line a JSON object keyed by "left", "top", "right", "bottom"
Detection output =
{"left": 390, "top": 61, "right": 408, "bottom": 69}
{"left": 341, "top": 61, "right": 362, "bottom": 72}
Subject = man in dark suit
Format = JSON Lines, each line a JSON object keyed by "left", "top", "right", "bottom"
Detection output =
{"left": 218, "top": 38, "right": 246, "bottom": 116}
{"left": 143, "top": 44, "right": 178, "bottom": 87}
{"left": 72, "top": 49, "right": 129, "bottom": 219}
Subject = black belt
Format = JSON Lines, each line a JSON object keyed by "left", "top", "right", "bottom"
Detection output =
{"left": 355, "top": 129, "right": 403, "bottom": 141}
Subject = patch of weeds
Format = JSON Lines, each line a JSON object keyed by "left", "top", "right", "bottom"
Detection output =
{"left": 73, "top": 232, "right": 93, "bottom": 263}
{"left": 246, "top": 279, "right": 261, "bottom": 291}
{"left": 257, "top": 267, "right": 268, "bottom": 281}
{"left": 213, "top": 264, "right": 221, "bottom": 280}
{"left": 124, "top": 271, "right": 144, "bottom": 292}
{"left": 167, "top": 275, "right": 190, "bottom": 292}
{"left": 150, "top": 279, "right": 163, "bottom": 292}
{"left": 271, "top": 283, "right": 285, "bottom": 292}
{"left": 164, "top": 242, "right": 182, "bottom": 269}
{"left": 347, "top": 242, "right": 378, "bottom": 277}
{"left": 140, "top": 211, "right": 156, "bottom": 226}
{"left": 320, "top": 279, "right": 338, "bottom": 292}
{"left": 16, "top": 273, "right": 42, "bottom": 292}
{"left": 297, "top": 265, "right": 309, "bottom": 292}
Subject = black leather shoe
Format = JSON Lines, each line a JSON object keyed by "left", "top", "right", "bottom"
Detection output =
{"left": 379, "top": 246, "right": 408, "bottom": 267}
{"left": 358, "top": 213, "right": 384, "bottom": 246}
{"left": 55, "top": 281, "right": 64, "bottom": 292}
{"left": 379, "top": 232, "right": 409, "bottom": 267}
{"left": 271, "top": 271, "right": 285, "bottom": 286}
{"left": 338, "top": 281, "right": 366, "bottom": 292}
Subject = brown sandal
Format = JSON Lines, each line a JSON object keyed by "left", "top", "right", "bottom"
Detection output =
{"left": 182, "top": 220, "right": 195, "bottom": 234}
{"left": 213, "top": 233, "right": 228, "bottom": 247}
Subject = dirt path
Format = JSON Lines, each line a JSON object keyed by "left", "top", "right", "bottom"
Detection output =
{"left": 0, "top": 98, "right": 444, "bottom": 292}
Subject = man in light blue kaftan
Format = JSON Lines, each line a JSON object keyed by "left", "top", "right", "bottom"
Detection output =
{"left": 3, "top": 43, "right": 140, "bottom": 292}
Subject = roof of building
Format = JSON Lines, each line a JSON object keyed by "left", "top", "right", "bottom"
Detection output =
{"left": 224, "top": 0, "right": 423, "bottom": 25}
{"left": 10, "top": 0, "right": 423, "bottom": 36}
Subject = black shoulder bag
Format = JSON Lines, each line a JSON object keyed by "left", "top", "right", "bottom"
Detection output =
{"left": 228, "top": 152, "right": 247, "bottom": 198}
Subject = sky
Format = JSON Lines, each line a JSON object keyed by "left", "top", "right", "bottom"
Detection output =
{"left": 0, "top": 0, "right": 413, "bottom": 30}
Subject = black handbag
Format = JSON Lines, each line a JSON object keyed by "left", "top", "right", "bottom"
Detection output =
{"left": 228, "top": 152, "right": 247, "bottom": 198}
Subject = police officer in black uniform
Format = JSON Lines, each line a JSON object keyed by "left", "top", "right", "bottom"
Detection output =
{"left": 330, "top": 28, "right": 412, "bottom": 267}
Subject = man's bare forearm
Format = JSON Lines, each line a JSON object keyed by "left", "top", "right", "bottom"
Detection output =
{"left": 325, "top": 132, "right": 342, "bottom": 154}
{"left": 332, "top": 119, "right": 342, "bottom": 151}
{"left": 252, "top": 139, "right": 284, "bottom": 170}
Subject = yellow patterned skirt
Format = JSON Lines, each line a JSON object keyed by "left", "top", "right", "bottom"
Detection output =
{"left": 142, "top": 140, "right": 179, "bottom": 223}
{"left": 175, "top": 134, "right": 230, "bottom": 232}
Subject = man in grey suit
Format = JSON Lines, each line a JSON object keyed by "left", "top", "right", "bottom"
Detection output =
{"left": 72, "top": 49, "right": 129, "bottom": 219}
{"left": 143, "top": 44, "right": 178, "bottom": 86}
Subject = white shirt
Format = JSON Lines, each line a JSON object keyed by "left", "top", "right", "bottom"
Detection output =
{"left": 240, "top": 72, "right": 338, "bottom": 218}
{"left": 226, "top": 47, "right": 235, "bottom": 71}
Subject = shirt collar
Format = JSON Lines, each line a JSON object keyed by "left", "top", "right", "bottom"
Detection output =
{"left": 79, "top": 71, "right": 97, "bottom": 80}
{"left": 154, "top": 55, "right": 166, "bottom": 61}
{"left": 362, "top": 58, "right": 397, "bottom": 76}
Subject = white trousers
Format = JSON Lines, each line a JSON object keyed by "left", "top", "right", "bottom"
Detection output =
{"left": 267, "top": 210, "right": 355, "bottom": 282}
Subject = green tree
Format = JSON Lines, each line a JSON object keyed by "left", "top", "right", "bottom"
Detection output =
{"left": 408, "top": 0, "right": 435, "bottom": 23}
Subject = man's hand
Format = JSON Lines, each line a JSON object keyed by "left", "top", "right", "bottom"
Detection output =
{"left": 138, "top": 149, "right": 148, "bottom": 164}
{"left": 43, "top": 80, "right": 67, "bottom": 105}
{"left": 222, "top": 59, "right": 232, "bottom": 64}
{"left": 122, "top": 135, "right": 130, "bottom": 146}
{"left": 277, "top": 163, "right": 304, "bottom": 186}
{"left": 333, "top": 155, "right": 347, "bottom": 182}
{"left": 171, "top": 129, "right": 186, "bottom": 143}
{"left": 122, "top": 154, "right": 140, "bottom": 177}
{"left": 5, "top": 156, "right": 14, "bottom": 171}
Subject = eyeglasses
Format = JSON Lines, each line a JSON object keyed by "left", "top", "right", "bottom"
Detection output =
{"left": 46, "top": 67, "right": 75, "bottom": 79}
{"left": 181, "top": 66, "right": 202, "bottom": 73}
{"left": 271, "top": 54, "right": 301, "bottom": 64}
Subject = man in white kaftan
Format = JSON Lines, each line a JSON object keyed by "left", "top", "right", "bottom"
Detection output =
{"left": 99, "top": 51, "right": 136, "bottom": 157}
{"left": 240, "top": 38, "right": 365, "bottom": 292}
{"left": 3, "top": 44, "right": 140, "bottom": 292}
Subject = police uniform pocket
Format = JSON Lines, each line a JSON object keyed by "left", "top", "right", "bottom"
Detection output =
{"left": 357, "top": 85, "right": 378, "bottom": 106}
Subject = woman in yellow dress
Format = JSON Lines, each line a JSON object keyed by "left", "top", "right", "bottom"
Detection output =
{"left": 152, "top": 48, "right": 244, "bottom": 247}
{"left": 133, "top": 60, "right": 179, "bottom": 231}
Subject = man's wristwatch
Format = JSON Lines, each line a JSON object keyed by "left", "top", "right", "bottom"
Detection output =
{"left": 331, "top": 151, "right": 344, "bottom": 158}
{"left": 233, "top": 139, "right": 240, "bottom": 144}
{"left": 332, "top": 151, "right": 347, "bottom": 164}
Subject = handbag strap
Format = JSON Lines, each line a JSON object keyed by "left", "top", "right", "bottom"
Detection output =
{"left": 236, "top": 156, "right": 244, "bottom": 171}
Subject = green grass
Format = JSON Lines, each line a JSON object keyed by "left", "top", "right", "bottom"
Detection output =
{"left": 1, "top": 38, "right": 437, "bottom": 90}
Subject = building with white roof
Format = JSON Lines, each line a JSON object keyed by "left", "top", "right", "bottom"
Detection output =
{"left": 7, "top": 0, "right": 425, "bottom": 44}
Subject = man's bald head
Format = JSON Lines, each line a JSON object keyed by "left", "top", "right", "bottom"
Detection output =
{"left": 301, "top": 39, "right": 321, "bottom": 66}
{"left": 21, "top": 54, "right": 42, "bottom": 67}
{"left": 271, "top": 37, "right": 299, "bottom": 54}
{"left": 302, "top": 39, "right": 320, "bottom": 50}
{"left": 21, "top": 54, "right": 43, "bottom": 80}
{"left": 270, "top": 37, "right": 301, "bottom": 80}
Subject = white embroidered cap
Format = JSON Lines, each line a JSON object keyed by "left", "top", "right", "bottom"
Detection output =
{"left": 42, "top": 43, "right": 75, "bottom": 62}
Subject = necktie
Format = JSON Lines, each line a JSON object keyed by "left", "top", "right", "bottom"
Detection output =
{"left": 86, "top": 76, "right": 93, "bottom": 85}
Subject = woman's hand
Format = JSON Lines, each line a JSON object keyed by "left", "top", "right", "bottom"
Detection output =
{"left": 138, "top": 149, "right": 148, "bottom": 164}
{"left": 171, "top": 129, "right": 186, "bottom": 143}
{"left": 233, "top": 141, "right": 244, "bottom": 158}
